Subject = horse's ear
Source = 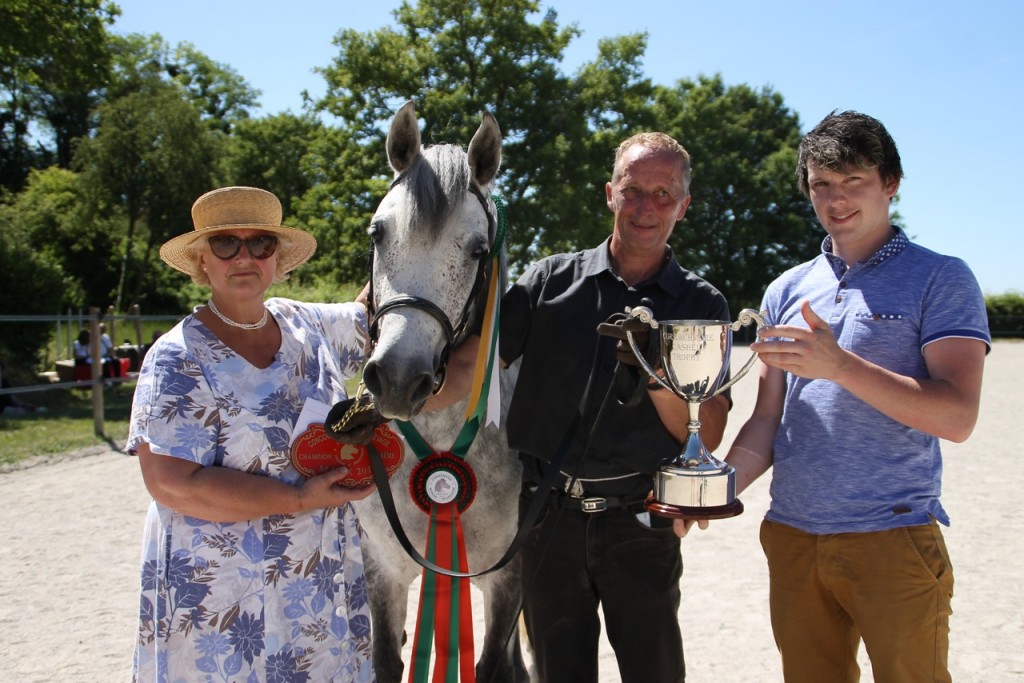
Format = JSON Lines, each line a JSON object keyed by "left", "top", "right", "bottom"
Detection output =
{"left": 386, "top": 100, "right": 422, "bottom": 175}
{"left": 468, "top": 110, "right": 502, "bottom": 187}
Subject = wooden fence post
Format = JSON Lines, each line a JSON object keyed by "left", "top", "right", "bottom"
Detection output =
{"left": 89, "top": 307, "right": 104, "bottom": 437}
{"left": 132, "top": 305, "right": 143, "bottom": 348}
{"left": 106, "top": 304, "right": 116, "bottom": 349}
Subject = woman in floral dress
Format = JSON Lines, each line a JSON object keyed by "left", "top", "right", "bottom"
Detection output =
{"left": 128, "top": 186, "right": 376, "bottom": 682}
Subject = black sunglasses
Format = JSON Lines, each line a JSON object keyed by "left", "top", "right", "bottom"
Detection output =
{"left": 207, "top": 234, "right": 279, "bottom": 260}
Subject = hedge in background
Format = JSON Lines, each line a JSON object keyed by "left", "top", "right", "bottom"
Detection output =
{"left": 986, "top": 292, "right": 1024, "bottom": 337}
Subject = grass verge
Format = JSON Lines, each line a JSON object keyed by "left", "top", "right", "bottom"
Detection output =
{"left": 0, "top": 382, "right": 133, "bottom": 467}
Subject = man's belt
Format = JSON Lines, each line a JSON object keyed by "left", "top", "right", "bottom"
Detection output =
{"left": 549, "top": 490, "right": 647, "bottom": 514}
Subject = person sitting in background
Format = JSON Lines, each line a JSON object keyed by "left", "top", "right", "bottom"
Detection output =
{"left": 73, "top": 327, "right": 119, "bottom": 380}
{"left": 137, "top": 330, "right": 162, "bottom": 368}
{"left": 72, "top": 330, "right": 90, "bottom": 366}
{"left": 116, "top": 338, "right": 140, "bottom": 372}
{"left": 98, "top": 322, "right": 120, "bottom": 378}
{"left": 98, "top": 323, "right": 114, "bottom": 359}
{"left": 143, "top": 329, "right": 161, "bottom": 354}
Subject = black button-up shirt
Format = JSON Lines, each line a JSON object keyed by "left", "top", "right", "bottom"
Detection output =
{"left": 500, "top": 238, "right": 731, "bottom": 499}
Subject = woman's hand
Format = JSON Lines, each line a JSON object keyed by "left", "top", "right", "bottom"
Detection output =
{"left": 297, "top": 468, "right": 377, "bottom": 509}
{"left": 138, "top": 443, "right": 377, "bottom": 522}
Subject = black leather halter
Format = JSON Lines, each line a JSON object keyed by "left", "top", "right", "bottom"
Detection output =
{"left": 365, "top": 180, "right": 497, "bottom": 393}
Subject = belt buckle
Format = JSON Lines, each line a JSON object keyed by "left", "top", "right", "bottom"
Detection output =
{"left": 580, "top": 497, "right": 607, "bottom": 513}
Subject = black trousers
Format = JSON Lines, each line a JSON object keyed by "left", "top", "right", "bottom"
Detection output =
{"left": 519, "top": 491, "right": 686, "bottom": 683}
{"left": 102, "top": 358, "right": 120, "bottom": 378}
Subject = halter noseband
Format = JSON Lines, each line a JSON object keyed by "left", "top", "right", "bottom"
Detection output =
{"left": 366, "top": 179, "right": 498, "bottom": 393}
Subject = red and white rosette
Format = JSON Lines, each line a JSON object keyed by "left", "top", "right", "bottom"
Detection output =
{"left": 408, "top": 452, "right": 477, "bottom": 514}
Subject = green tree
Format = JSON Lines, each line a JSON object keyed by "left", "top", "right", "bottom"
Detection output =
{"left": 985, "top": 292, "right": 1024, "bottom": 336}
{"left": 105, "top": 32, "right": 170, "bottom": 100}
{"left": 310, "top": 0, "right": 653, "bottom": 277}
{"left": 0, "top": 0, "right": 833, "bottom": 331}
{"left": 74, "top": 86, "right": 217, "bottom": 312}
{"left": 653, "top": 75, "right": 820, "bottom": 312}
{"left": 0, "top": 184, "right": 70, "bottom": 368}
{"left": 518, "top": 32, "right": 656, "bottom": 260}
{"left": 218, "top": 112, "right": 324, "bottom": 216}
{"left": 307, "top": 0, "right": 814, "bottom": 311}
{"left": 107, "top": 33, "right": 259, "bottom": 133}
{"left": 166, "top": 42, "right": 259, "bottom": 134}
{"left": 0, "top": 0, "right": 118, "bottom": 190}
{"left": 292, "top": 123, "right": 384, "bottom": 284}
{"left": 4, "top": 167, "right": 103, "bottom": 309}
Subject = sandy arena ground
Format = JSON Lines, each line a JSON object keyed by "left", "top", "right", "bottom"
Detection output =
{"left": 1, "top": 344, "right": 1021, "bottom": 682}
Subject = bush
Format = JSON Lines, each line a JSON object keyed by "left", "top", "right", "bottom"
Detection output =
{"left": 267, "top": 276, "right": 365, "bottom": 306}
{"left": 986, "top": 292, "right": 1024, "bottom": 337}
{"left": 0, "top": 224, "right": 69, "bottom": 369}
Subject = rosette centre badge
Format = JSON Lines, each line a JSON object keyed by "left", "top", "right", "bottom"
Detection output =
{"left": 409, "top": 452, "right": 478, "bottom": 513}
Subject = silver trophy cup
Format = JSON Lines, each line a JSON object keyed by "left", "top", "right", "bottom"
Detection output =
{"left": 627, "top": 306, "right": 766, "bottom": 519}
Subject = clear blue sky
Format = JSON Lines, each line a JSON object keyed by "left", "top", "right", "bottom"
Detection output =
{"left": 112, "top": 0, "right": 1023, "bottom": 295}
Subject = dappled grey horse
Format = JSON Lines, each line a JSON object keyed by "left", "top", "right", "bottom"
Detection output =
{"left": 355, "top": 101, "right": 525, "bottom": 683}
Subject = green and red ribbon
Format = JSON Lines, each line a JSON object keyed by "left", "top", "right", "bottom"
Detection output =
{"left": 398, "top": 195, "right": 506, "bottom": 683}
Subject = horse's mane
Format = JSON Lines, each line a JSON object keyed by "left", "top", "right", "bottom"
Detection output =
{"left": 402, "top": 144, "right": 471, "bottom": 240}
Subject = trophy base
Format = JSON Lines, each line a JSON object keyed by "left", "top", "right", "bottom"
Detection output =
{"left": 650, "top": 459, "right": 741, "bottom": 519}
{"left": 645, "top": 496, "right": 744, "bottom": 520}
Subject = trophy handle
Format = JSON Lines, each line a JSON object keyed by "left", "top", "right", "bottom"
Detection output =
{"left": 712, "top": 308, "right": 766, "bottom": 396}
{"left": 625, "top": 306, "right": 673, "bottom": 392}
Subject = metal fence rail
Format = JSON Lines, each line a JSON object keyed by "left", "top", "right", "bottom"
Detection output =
{"left": 1, "top": 307, "right": 185, "bottom": 436}
{"left": 3, "top": 308, "right": 1021, "bottom": 437}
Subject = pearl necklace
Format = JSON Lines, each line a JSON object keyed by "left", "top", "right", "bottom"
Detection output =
{"left": 206, "top": 299, "right": 269, "bottom": 330}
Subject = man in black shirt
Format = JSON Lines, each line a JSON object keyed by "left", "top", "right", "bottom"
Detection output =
{"left": 500, "top": 132, "right": 731, "bottom": 682}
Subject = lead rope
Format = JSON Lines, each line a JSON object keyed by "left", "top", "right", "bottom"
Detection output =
{"left": 365, "top": 316, "right": 631, "bottom": 682}
{"left": 487, "top": 327, "right": 630, "bottom": 682}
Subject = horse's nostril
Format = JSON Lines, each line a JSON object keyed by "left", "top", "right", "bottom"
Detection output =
{"left": 362, "top": 363, "right": 382, "bottom": 398}
{"left": 363, "top": 359, "right": 436, "bottom": 418}
{"left": 407, "top": 372, "right": 436, "bottom": 408}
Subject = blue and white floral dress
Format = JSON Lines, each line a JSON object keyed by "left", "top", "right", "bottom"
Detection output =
{"left": 127, "top": 298, "right": 375, "bottom": 683}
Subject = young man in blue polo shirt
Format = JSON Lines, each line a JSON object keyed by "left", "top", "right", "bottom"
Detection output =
{"left": 711, "top": 111, "right": 990, "bottom": 681}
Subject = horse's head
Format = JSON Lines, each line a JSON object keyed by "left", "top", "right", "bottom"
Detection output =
{"left": 363, "top": 100, "right": 502, "bottom": 420}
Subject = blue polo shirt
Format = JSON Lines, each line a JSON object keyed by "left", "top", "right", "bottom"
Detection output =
{"left": 500, "top": 238, "right": 731, "bottom": 499}
{"left": 762, "top": 228, "right": 991, "bottom": 534}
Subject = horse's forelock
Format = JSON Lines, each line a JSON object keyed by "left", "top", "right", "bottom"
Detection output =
{"left": 401, "top": 145, "right": 471, "bottom": 239}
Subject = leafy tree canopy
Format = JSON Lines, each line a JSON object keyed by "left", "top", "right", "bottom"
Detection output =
{"left": 0, "top": 0, "right": 119, "bottom": 188}
{"left": 309, "top": 0, "right": 813, "bottom": 313}
{"left": 312, "top": 0, "right": 652, "bottom": 276}
{"left": 654, "top": 75, "right": 820, "bottom": 311}
{"left": 74, "top": 85, "right": 217, "bottom": 312}
{"left": 0, "top": 0, "right": 851, "bottom": 372}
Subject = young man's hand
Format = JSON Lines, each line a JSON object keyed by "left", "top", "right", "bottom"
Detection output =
{"left": 673, "top": 518, "right": 709, "bottom": 538}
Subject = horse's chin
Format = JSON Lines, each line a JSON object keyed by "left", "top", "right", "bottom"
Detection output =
{"left": 375, "top": 399, "right": 427, "bottom": 423}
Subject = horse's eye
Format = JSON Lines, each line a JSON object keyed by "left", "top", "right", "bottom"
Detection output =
{"left": 471, "top": 244, "right": 489, "bottom": 261}
{"left": 368, "top": 222, "right": 383, "bottom": 243}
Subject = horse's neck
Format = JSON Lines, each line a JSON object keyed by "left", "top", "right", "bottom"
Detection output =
{"left": 409, "top": 366, "right": 516, "bottom": 447}
{"left": 407, "top": 404, "right": 467, "bottom": 449}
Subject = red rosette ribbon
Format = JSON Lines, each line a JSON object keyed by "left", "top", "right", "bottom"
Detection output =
{"left": 408, "top": 452, "right": 478, "bottom": 514}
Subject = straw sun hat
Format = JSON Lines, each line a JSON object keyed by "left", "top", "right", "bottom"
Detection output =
{"left": 160, "top": 186, "right": 317, "bottom": 279}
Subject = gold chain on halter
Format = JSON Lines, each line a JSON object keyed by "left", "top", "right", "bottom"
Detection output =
{"left": 329, "top": 382, "right": 378, "bottom": 433}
